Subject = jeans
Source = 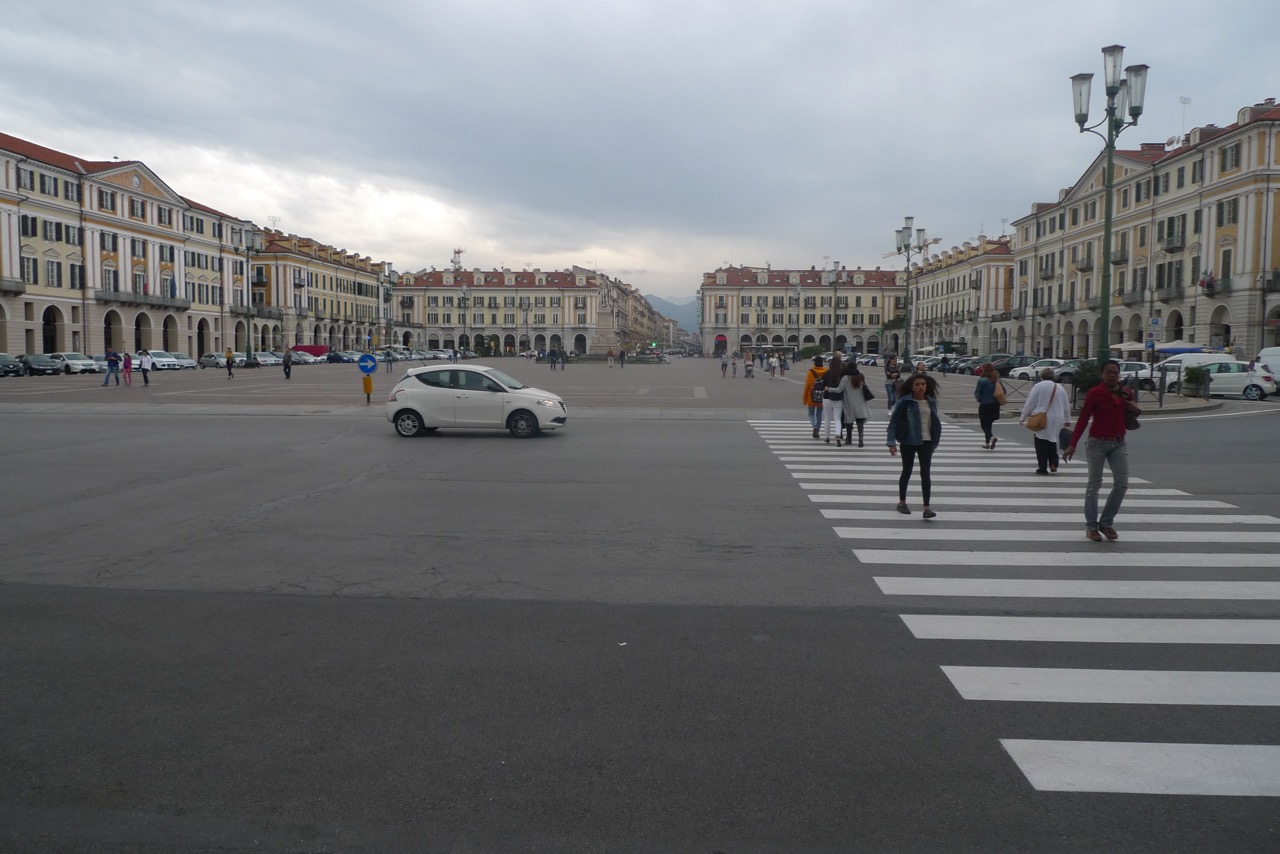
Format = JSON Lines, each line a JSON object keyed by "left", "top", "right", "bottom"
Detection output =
{"left": 978, "top": 402, "right": 1000, "bottom": 441}
{"left": 899, "top": 444, "right": 935, "bottom": 504}
{"left": 807, "top": 405, "right": 821, "bottom": 429}
{"left": 1084, "top": 438, "right": 1129, "bottom": 529}
{"left": 884, "top": 382, "right": 897, "bottom": 409}
{"left": 102, "top": 365, "right": 119, "bottom": 386}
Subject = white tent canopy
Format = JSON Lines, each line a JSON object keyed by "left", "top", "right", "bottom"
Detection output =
{"left": 1110, "top": 341, "right": 1147, "bottom": 350}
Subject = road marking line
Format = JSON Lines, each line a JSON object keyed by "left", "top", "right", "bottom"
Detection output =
{"left": 1000, "top": 740, "right": 1280, "bottom": 796}
{"left": 807, "top": 483, "right": 1185, "bottom": 496}
{"left": 843, "top": 527, "right": 1280, "bottom": 542}
{"left": 875, "top": 577, "right": 1280, "bottom": 599}
{"left": 824, "top": 509, "right": 1277, "bottom": 523}
{"left": 813, "top": 494, "right": 1230, "bottom": 508}
{"left": 903, "top": 615, "right": 1280, "bottom": 644}
{"left": 856, "top": 549, "right": 1280, "bottom": 567}
{"left": 942, "top": 666, "right": 1280, "bottom": 705}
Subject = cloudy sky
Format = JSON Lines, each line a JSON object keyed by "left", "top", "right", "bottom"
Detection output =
{"left": 3, "top": 1, "right": 1273, "bottom": 299}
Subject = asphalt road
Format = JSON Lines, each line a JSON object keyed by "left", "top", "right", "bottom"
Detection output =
{"left": 1, "top": 358, "right": 1278, "bottom": 852}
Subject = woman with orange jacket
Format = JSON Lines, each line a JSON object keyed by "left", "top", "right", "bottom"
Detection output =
{"left": 802, "top": 355, "right": 827, "bottom": 439}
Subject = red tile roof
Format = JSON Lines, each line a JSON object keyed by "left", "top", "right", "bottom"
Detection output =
{"left": 702, "top": 266, "right": 900, "bottom": 288}
{"left": 0, "top": 131, "right": 123, "bottom": 174}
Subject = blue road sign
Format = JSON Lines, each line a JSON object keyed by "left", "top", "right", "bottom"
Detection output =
{"left": 357, "top": 354, "right": 378, "bottom": 374}
{"left": 1146, "top": 340, "right": 1155, "bottom": 349}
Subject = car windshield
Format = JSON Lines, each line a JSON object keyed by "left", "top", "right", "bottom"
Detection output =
{"left": 64, "top": 353, "right": 89, "bottom": 360}
{"left": 172, "top": 353, "right": 191, "bottom": 360}
{"left": 485, "top": 368, "right": 525, "bottom": 390}
{"left": 150, "top": 351, "right": 172, "bottom": 358}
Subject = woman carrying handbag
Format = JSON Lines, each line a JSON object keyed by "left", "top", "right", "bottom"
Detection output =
{"left": 834, "top": 362, "right": 872, "bottom": 447}
{"left": 1019, "top": 367, "right": 1071, "bottom": 474}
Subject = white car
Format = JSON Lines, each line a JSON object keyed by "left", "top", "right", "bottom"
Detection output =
{"left": 1010, "top": 358, "right": 1065, "bottom": 380}
{"left": 1194, "top": 360, "right": 1275, "bottom": 400}
{"left": 141, "top": 350, "right": 181, "bottom": 370}
{"left": 48, "top": 352, "right": 99, "bottom": 374}
{"left": 288, "top": 350, "right": 322, "bottom": 365}
{"left": 387, "top": 364, "right": 568, "bottom": 438}
{"left": 168, "top": 352, "right": 199, "bottom": 370}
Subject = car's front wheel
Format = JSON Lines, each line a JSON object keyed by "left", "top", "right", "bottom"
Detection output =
{"left": 507, "top": 410, "right": 539, "bottom": 438}
{"left": 1166, "top": 381, "right": 1180, "bottom": 395}
{"left": 392, "top": 409, "right": 425, "bottom": 437}
{"left": 1243, "top": 384, "right": 1266, "bottom": 401}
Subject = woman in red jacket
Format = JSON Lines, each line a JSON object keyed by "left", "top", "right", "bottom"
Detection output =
{"left": 1063, "top": 360, "right": 1140, "bottom": 542}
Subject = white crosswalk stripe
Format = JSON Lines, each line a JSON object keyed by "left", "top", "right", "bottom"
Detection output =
{"left": 751, "top": 418, "right": 1280, "bottom": 798}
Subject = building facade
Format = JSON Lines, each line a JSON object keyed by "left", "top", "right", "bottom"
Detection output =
{"left": 908, "top": 236, "right": 1014, "bottom": 356}
{"left": 387, "top": 264, "right": 662, "bottom": 355}
{"left": 0, "top": 132, "right": 392, "bottom": 360}
{"left": 993, "top": 98, "right": 1280, "bottom": 359}
{"left": 697, "top": 265, "right": 905, "bottom": 356}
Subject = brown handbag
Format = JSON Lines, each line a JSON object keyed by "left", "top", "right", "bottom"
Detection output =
{"left": 1024, "top": 384, "right": 1055, "bottom": 431}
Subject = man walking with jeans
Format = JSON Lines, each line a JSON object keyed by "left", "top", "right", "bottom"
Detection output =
{"left": 102, "top": 348, "right": 121, "bottom": 386}
{"left": 1063, "top": 360, "right": 1140, "bottom": 541}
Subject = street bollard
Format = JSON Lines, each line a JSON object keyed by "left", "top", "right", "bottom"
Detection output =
{"left": 363, "top": 374, "right": 373, "bottom": 405}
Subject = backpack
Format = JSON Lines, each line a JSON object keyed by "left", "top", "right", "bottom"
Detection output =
{"left": 810, "top": 371, "right": 825, "bottom": 404}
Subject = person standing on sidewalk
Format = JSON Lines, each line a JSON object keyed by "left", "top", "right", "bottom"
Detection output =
{"left": 1020, "top": 367, "right": 1070, "bottom": 474}
{"left": 883, "top": 355, "right": 901, "bottom": 412}
{"left": 225, "top": 347, "right": 235, "bottom": 379}
{"left": 803, "top": 355, "right": 827, "bottom": 439}
{"left": 1064, "top": 360, "right": 1140, "bottom": 542}
{"left": 282, "top": 348, "right": 293, "bottom": 380}
{"left": 102, "top": 348, "right": 121, "bottom": 386}
{"left": 886, "top": 372, "right": 942, "bottom": 518}
{"left": 139, "top": 350, "right": 154, "bottom": 386}
{"left": 974, "top": 363, "right": 1003, "bottom": 450}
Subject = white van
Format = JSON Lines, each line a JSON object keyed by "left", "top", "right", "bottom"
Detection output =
{"left": 1255, "top": 347, "right": 1280, "bottom": 374}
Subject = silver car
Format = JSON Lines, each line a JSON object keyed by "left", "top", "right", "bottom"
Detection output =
{"left": 48, "top": 352, "right": 100, "bottom": 374}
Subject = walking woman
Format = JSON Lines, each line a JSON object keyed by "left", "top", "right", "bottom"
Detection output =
{"left": 886, "top": 372, "right": 942, "bottom": 518}
{"left": 883, "top": 355, "right": 901, "bottom": 412}
{"left": 834, "top": 362, "right": 872, "bottom": 447}
{"left": 820, "top": 353, "right": 845, "bottom": 444}
{"left": 139, "top": 349, "right": 153, "bottom": 387}
{"left": 803, "top": 355, "right": 827, "bottom": 438}
{"left": 974, "top": 362, "right": 1003, "bottom": 449}
{"left": 121, "top": 352, "right": 133, "bottom": 386}
{"left": 1020, "top": 367, "right": 1070, "bottom": 474}
{"left": 768, "top": 352, "right": 779, "bottom": 379}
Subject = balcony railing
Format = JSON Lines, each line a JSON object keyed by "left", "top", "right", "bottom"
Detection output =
{"left": 0, "top": 278, "right": 26, "bottom": 295}
{"left": 253, "top": 306, "right": 283, "bottom": 320}
{"left": 1110, "top": 248, "right": 1128, "bottom": 265}
{"left": 399, "top": 297, "right": 414, "bottom": 308}
{"left": 95, "top": 289, "right": 191, "bottom": 310}
{"left": 1012, "top": 308, "right": 1026, "bottom": 319}
{"left": 969, "top": 278, "right": 982, "bottom": 290}
{"left": 1121, "top": 290, "right": 1144, "bottom": 306}
{"left": 1057, "top": 301, "right": 1075, "bottom": 313}
{"left": 1164, "top": 234, "right": 1186, "bottom": 252}
{"left": 1036, "top": 304, "right": 1051, "bottom": 316}
{"left": 1038, "top": 268, "right": 1056, "bottom": 280}
{"left": 1087, "top": 296, "right": 1102, "bottom": 310}
{"left": 1156, "top": 285, "right": 1185, "bottom": 302}
{"left": 1203, "top": 278, "right": 1232, "bottom": 296}
{"left": 1073, "top": 257, "right": 1095, "bottom": 272}
{"left": 967, "top": 310, "right": 979, "bottom": 321}
{"left": 992, "top": 311, "right": 1011, "bottom": 322}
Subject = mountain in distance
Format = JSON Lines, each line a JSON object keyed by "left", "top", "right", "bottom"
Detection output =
{"left": 645, "top": 294, "right": 698, "bottom": 332}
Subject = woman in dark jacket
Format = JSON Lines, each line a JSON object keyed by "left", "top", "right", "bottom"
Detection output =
{"left": 974, "top": 362, "right": 1002, "bottom": 449}
{"left": 886, "top": 372, "right": 942, "bottom": 518}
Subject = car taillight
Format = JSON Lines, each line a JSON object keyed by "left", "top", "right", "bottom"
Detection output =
{"left": 387, "top": 388, "right": 401, "bottom": 402}
{"left": 1262, "top": 375, "right": 1274, "bottom": 383}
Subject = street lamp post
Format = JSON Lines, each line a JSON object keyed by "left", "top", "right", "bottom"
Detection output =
{"left": 828, "top": 260, "right": 840, "bottom": 354}
{"left": 458, "top": 286, "right": 469, "bottom": 355}
{"left": 235, "top": 225, "right": 263, "bottom": 367}
{"left": 894, "top": 217, "right": 932, "bottom": 358}
{"left": 520, "top": 297, "right": 530, "bottom": 355}
{"left": 1071, "top": 44, "right": 1149, "bottom": 364}
{"left": 793, "top": 282, "right": 801, "bottom": 358}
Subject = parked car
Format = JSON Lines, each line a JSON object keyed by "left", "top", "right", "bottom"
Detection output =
{"left": 991, "top": 355, "right": 1040, "bottom": 377}
{"left": 288, "top": 350, "right": 322, "bottom": 365}
{"left": 168, "top": 352, "right": 199, "bottom": 370}
{"left": 387, "top": 364, "right": 568, "bottom": 438}
{"left": 252, "top": 351, "right": 283, "bottom": 367}
{"left": 199, "top": 353, "right": 247, "bottom": 368}
{"left": 1053, "top": 359, "right": 1091, "bottom": 383}
{"left": 1009, "top": 358, "right": 1066, "bottom": 380}
{"left": 18, "top": 354, "right": 62, "bottom": 376}
{"left": 139, "top": 350, "right": 181, "bottom": 370}
{"left": 0, "top": 353, "right": 24, "bottom": 377}
{"left": 48, "top": 352, "right": 100, "bottom": 374}
{"left": 1183, "top": 360, "right": 1275, "bottom": 399}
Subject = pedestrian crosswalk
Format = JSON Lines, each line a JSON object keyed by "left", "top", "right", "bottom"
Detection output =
{"left": 751, "top": 418, "right": 1280, "bottom": 798}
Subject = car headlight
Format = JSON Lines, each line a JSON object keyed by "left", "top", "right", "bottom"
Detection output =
{"left": 535, "top": 398, "right": 560, "bottom": 408}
